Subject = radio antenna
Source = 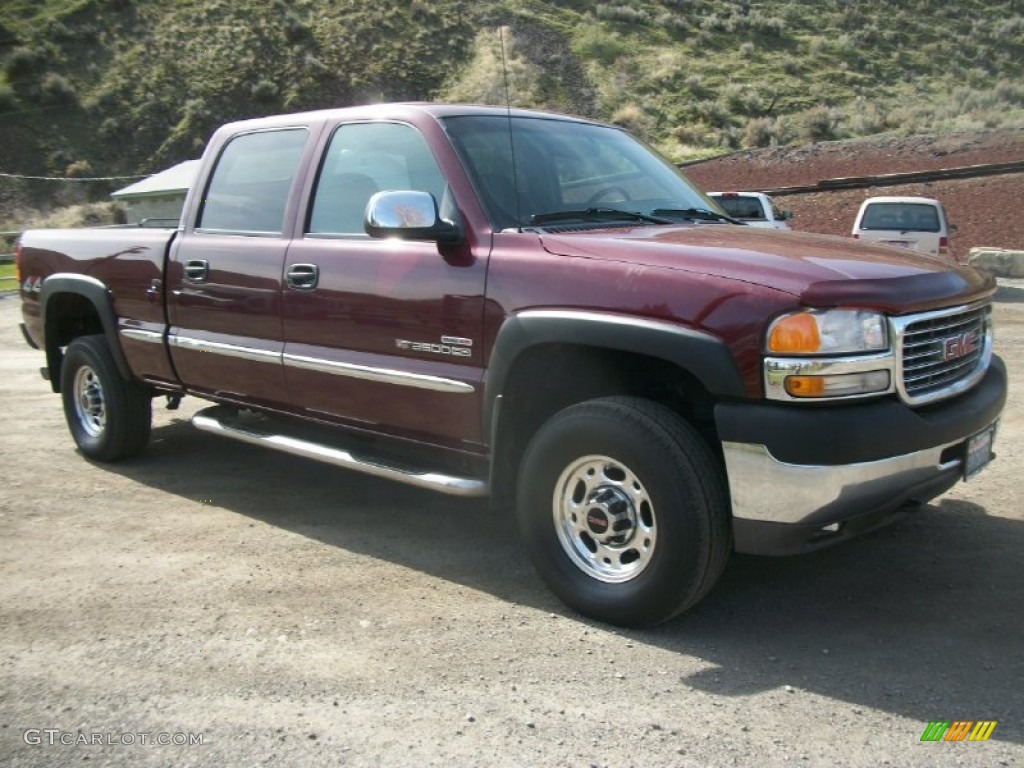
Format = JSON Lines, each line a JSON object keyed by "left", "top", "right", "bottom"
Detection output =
{"left": 498, "top": 26, "right": 522, "bottom": 231}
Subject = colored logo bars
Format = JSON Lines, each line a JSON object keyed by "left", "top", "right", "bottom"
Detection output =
{"left": 920, "top": 721, "right": 997, "bottom": 742}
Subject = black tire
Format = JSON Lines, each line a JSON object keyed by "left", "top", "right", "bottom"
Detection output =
{"left": 516, "top": 396, "right": 731, "bottom": 627}
{"left": 60, "top": 335, "right": 152, "bottom": 462}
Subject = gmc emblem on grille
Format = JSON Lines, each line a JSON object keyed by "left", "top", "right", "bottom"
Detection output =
{"left": 942, "top": 332, "right": 978, "bottom": 362}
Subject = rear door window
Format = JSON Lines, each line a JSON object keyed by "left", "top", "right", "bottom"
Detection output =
{"left": 197, "top": 128, "right": 308, "bottom": 235}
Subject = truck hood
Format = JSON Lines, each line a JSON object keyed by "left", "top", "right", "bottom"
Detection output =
{"left": 538, "top": 225, "right": 994, "bottom": 313}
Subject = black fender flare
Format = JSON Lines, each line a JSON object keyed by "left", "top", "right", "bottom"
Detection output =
{"left": 483, "top": 309, "right": 746, "bottom": 438}
{"left": 39, "top": 273, "right": 134, "bottom": 391}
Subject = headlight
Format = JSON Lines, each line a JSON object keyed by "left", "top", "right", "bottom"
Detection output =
{"left": 767, "top": 309, "right": 888, "bottom": 355}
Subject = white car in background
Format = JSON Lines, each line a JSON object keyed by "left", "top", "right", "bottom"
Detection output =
{"left": 852, "top": 196, "right": 953, "bottom": 258}
{"left": 706, "top": 191, "right": 793, "bottom": 230}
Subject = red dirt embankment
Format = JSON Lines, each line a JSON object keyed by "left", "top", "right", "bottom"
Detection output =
{"left": 684, "top": 130, "right": 1024, "bottom": 263}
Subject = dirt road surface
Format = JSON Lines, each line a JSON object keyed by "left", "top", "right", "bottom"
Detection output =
{"left": 1, "top": 285, "right": 1021, "bottom": 768}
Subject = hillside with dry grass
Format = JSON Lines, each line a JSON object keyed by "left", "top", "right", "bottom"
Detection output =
{"left": 1, "top": 0, "right": 1022, "bottom": 223}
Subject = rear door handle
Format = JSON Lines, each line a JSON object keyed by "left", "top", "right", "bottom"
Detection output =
{"left": 184, "top": 259, "right": 209, "bottom": 282}
{"left": 286, "top": 263, "right": 319, "bottom": 291}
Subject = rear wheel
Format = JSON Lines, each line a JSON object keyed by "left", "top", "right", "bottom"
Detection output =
{"left": 517, "top": 397, "right": 730, "bottom": 627}
{"left": 61, "top": 335, "right": 152, "bottom": 461}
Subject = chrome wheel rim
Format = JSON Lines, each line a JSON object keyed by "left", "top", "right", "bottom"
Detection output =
{"left": 73, "top": 364, "right": 106, "bottom": 438}
{"left": 553, "top": 455, "right": 657, "bottom": 583}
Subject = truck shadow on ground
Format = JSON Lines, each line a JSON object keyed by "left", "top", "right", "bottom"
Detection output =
{"left": 104, "top": 416, "right": 1022, "bottom": 745}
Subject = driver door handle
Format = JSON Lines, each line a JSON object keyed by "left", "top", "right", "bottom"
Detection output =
{"left": 184, "top": 259, "right": 208, "bottom": 282}
{"left": 286, "top": 263, "right": 319, "bottom": 291}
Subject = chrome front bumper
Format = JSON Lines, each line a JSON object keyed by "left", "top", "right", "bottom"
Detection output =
{"left": 716, "top": 355, "right": 1005, "bottom": 554}
{"left": 722, "top": 435, "right": 970, "bottom": 528}
{"left": 722, "top": 434, "right": 984, "bottom": 556}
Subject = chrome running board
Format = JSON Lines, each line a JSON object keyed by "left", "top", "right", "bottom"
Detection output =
{"left": 192, "top": 406, "right": 488, "bottom": 498}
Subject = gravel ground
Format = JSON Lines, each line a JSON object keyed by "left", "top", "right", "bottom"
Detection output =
{"left": 0, "top": 285, "right": 1022, "bottom": 768}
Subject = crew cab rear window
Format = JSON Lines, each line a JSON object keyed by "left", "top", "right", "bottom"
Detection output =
{"left": 307, "top": 122, "right": 446, "bottom": 236}
{"left": 860, "top": 202, "right": 940, "bottom": 232}
{"left": 197, "top": 128, "right": 308, "bottom": 234}
{"left": 713, "top": 196, "right": 766, "bottom": 220}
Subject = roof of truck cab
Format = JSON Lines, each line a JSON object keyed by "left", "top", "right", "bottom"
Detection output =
{"left": 707, "top": 191, "right": 771, "bottom": 198}
{"left": 859, "top": 196, "right": 942, "bottom": 205}
{"left": 215, "top": 103, "right": 599, "bottom": 134}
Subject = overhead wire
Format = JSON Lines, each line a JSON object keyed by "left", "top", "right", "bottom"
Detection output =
{"left": 0, "top": 171, "right": 148, "bottom": 182}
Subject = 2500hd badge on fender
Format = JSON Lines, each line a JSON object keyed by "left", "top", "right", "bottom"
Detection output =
{"left": 17, "top": 104, "right": 1007, "bottom": 626}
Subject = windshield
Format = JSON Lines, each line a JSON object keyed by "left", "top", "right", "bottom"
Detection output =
{"left": 860, "top": 202, "right": 941, "bottom": 232}
{"left": 441, "top": 115, "right": 715, "bottom": 230}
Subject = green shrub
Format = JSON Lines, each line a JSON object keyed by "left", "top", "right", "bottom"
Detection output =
{"left": 991, "top": 16, "right": 1024, "bottom": 42}
{"left": 282, "top": 10, "right": 308, "bottom": 43}
{"left": 4, "top": 46, "right": 44, "bottom": 80}
{"left": 694, "top": 98, "right": 731, "bottom": 128}
{"left": 572, "top": 26, "right": 628, "bottom": 65}
{"left": 672, "top": 121, "right": 710, "bottom": 146}
{"left": 39, "top": 72, "right": 77, "bottom": 106}
{"left": 0, "top": 82, "right": 15, "bottom": 111}
{"left": 250, "top": 79, "right": 278, "bottom": 102}
{"left": 712, "top": 125, "right": 742, "bottom": 149}
{"left": 742, "top": 116, "right": 769, "bottom": 148}
{"left": 47, "top": 149, "right": 71, "bottom": 169}
{"left": 683, "top": 74, "right": 707, "bottom": 98}
{"left": 798, "top": 105, "right": 839, "bottom": 142}
{"left": 610, "top": 103, "right": 653, "bottom": 136}
{"left": 654, "top": 12, "right": 690, "bottom": 34}
{"left": 719, "top": 82, "right": 746, "bottom": 113}
{"left": 700, "top": 14, "right": 735, "bottom": 33}
{"left": 888, "top": 102, "right": 937, "bottom": 136}
{"left": 744, "top": 11, "right": 786, "bottom": 37}
{"left": 304, "top": 53, "right": 329, "bottom": 75}
{"left": 993, "top": 78, "right": 1024, "bottom": 106}
{"left": 844, "top": 99, "right": 889, "bottom": 136}
{"left": 743, "top": 115, "right": 795, "bottom": 147}
{"left": 98, "top": 117, "right": 120, "bottom": 139}
{"left": 65, "top": 160, "right": 94, "bottom": 178}
{"left": 595, "top": 4, "right": 651, "bottom": 25}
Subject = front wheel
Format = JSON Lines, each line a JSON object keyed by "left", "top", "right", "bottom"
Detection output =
{"left": 517, "top": 397, "right": 730, "bottom": 627}
{"left": 61, "top": 335, "right": 152, "bottom": 461}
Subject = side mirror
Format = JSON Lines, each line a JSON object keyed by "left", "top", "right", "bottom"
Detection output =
{"left": 365, "top": 190, "right": 462, "bottom": 244}
{"left": 780, "top": 210, "right": 794, "bottom": 220}
{"left": 949, "top": 223, "right": 958, "bottom": 233}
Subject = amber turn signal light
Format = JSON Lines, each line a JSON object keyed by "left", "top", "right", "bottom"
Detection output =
{"left": 768, "top": 313, "right": 820, "bottom": 353}
{"left": 784, "top": 371, "right": 891, "bottom": 398}
{"left": 784, "top": 376, "right": 826, "bottom": 397}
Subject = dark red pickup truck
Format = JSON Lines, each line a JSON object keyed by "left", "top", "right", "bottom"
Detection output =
{"left": 17, "top": 104, "right": 1006, "bottom": 626}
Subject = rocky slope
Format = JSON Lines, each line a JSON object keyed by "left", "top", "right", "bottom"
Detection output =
{"left": 684, "top": 129, "right": 1024, "bottom": 262}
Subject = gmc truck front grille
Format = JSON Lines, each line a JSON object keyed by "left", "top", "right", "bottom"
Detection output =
{"left": 894, "top": 303, "right": 992, "bottom": 406}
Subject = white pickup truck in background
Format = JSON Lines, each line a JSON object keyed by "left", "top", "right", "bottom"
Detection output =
{"left": 707, "top": 191, "right": 793, "bottom": 230}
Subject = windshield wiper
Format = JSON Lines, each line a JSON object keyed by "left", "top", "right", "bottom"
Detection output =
{"left": 651, "top": 207, "right": 743, "bottom": 224}
{"left": 530, "top": 208, "right": 673, "bottom": 226}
